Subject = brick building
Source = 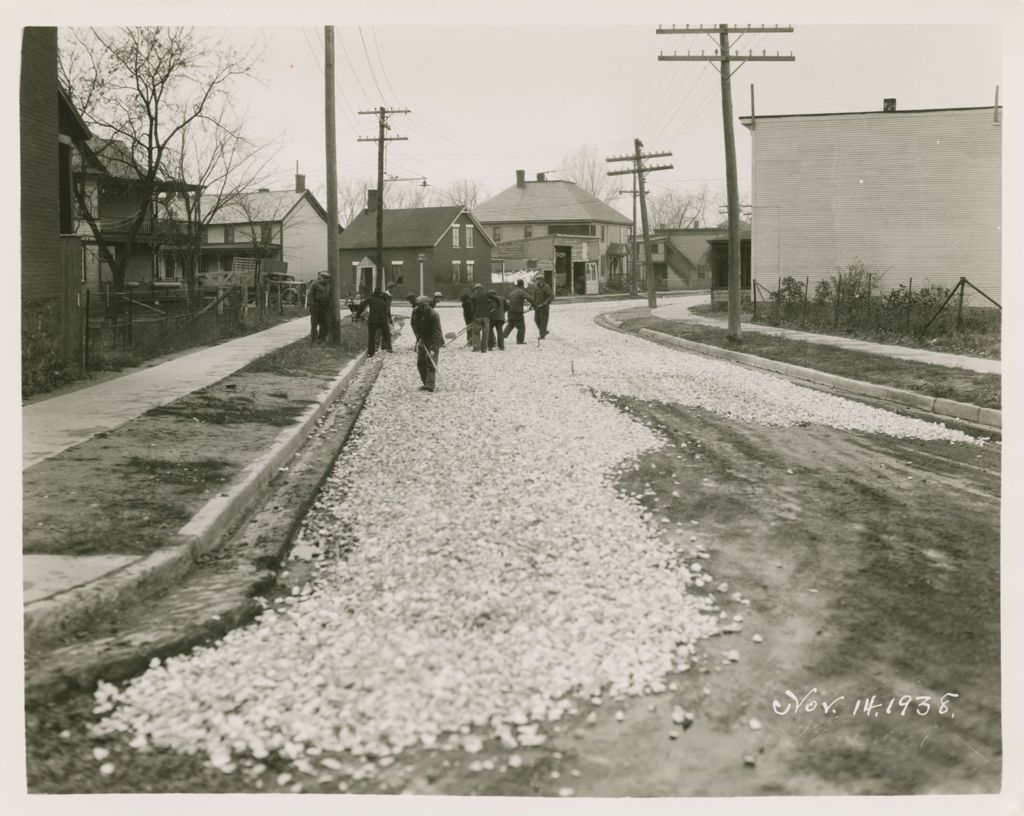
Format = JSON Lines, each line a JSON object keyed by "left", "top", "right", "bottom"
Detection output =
{"left": 337, "top": 194, "right": 494, "bottom": 300}
{"left": 20, "top": 27, "right": 91, "bottom": 392}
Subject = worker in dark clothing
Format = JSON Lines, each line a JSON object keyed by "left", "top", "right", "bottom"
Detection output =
{"left": 460, "top": 294, "right": 477, "bottom": 349}
{"left": 306, "top": 270, "right": 333, "bottom": 344}
{"left": 502, "top": 279, "right": 532, "bottom": 344}
{"left": 532, "top": 274, "right": 553, "bottom": 339}
{"left": 470, "top": 283, "right": 491, "bottom": 353}
{"left": 487, "top": 289, "right": 506, "bottom": 350}
{"left": 356, "top": 288, "right": 393, "bottom": 357}
{"left": 410, "top": 295, "right": 443, "bottom": 391}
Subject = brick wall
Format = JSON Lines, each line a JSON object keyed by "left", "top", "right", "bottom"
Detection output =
{"left": 21, "top": 27, "right": 60, "bottom": 304}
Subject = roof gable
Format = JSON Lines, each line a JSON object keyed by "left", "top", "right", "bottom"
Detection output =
{"left": 474, "top": 180, "right": 632, "bottom": 226}
{"left": 338, "top": 206, "right": 493, "bottom": 250}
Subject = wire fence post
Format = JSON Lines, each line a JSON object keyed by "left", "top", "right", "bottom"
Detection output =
{"left": 776, "top": 275, "right": 782, "bottom": 323}
{"left": 906, "top": 277, "right": 913, "bottom": 335}
{"left": 803, "top": 276, "right": 809, "bottom": 324}
{"left": 83, "top": 289, "right": 91, "bottom": 370}
{"left": 752, "top": 279, "right": 757, "bottom": 320}
{"left": 834, "top": 272, "right": 841, "bottom": 329}
{"left": 956, "top": 276, "right": 966, "bottom": 332}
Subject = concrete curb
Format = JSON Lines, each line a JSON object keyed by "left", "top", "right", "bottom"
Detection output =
{"left": 597, "top": 313, "right": 1001, "bottom": 432}
{"left": 23, "top": 352, "right": 368, "bottom": 653}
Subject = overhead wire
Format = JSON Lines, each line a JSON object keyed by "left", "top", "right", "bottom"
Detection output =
{"left": 358, "top": 26, "right": 387, "bottom": 104}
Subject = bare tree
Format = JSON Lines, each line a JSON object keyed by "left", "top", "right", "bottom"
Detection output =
{"left": 60, "top": 26, "right": 264, "bottom": 288}
{"left": 560, "top": 145, "right": 618, "bottom": 204}
{"left": 336, "top": 178, "right": 370, "bottom": 227}
{"left": 647, "top": 185, "right": 719, "bottom": 230}
{"left": 157, "top": 104, "right": 282, "bottom": 289}
{"left": 431, "top": 179, "right": 487, "bottom": 210}
{"left": 384, "top": 180, "right": 431, "bottom": 210}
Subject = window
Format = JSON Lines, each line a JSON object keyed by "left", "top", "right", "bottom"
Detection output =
{"left": 451, "top": 260, "right": 461, "bottom": 283}
{"left": 492, "top": 226, "right": 502, "bottom": 243}
{"left": 452, "top": 225, "right": 460, "bottom": 248}
{"left": 466, "top": 260, "right": 475, "bottom": 283}
{"left": 224, "top": 225, "right": 235, "bottom": 244}
{"left": 261, "top": 222, "right": 274, "bottom": 243}
{"left": 600, "top": 225, "right": 606, "bottom": 241}
{"left": 465, "top": 224, "right": 474, "bottom": 248}
{"left": 524, "top": 224, "right": 533, "bottom": 239}
{"left": 389, "top": 261, "right": 404, "bottom": 285}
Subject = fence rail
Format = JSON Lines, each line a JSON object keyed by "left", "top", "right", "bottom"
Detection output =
{"left": 749, "top": 271, "right": 1001, "bottom": 343}
{"left": 82, "top": 284, "right": 303, "bottom": 370}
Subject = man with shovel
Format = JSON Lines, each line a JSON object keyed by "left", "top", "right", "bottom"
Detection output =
{"left": 410, "top": 295, "right": 443, "bottom": 392}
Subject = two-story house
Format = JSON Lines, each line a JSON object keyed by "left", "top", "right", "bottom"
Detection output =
{"left": 474, "top": 171, "right": 633, "bottom": 295}
{"left": 73, "top": 137, "right": 202, "bottom": 291}
{"left": 188, "top": 176, "right": 337, "bottom": 286}
{"left": 337, "top": 193, "right": 494, "bottom": 299}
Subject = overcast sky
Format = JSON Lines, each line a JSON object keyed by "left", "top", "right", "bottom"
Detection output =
{"left": 224, "top": 21, "right": 1003, "bottom": 217}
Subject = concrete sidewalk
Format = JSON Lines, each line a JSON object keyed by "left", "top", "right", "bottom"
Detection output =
{"left": 651, "top": 294, "right": 1001, "bottom": 375}
{"left": 22, "top": 318, "right": 313, "bottom": 469}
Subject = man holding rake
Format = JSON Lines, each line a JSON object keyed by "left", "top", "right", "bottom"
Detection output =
{"left": 410, "top": 294, "right": 443, "bottom": 392}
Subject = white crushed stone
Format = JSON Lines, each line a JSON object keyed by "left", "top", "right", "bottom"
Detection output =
{"left": 92, "top": 300, "right": 979, "bottom": 773}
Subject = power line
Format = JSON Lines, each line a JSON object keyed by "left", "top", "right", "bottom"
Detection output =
{"left": 358, "top": 27, "right": 386, "bottom": 103}
{"left": 335, "top": 28, "right": 372, "bottom": 106}
{"left": 370, "top": 28, "right": 400, "bottom": 103}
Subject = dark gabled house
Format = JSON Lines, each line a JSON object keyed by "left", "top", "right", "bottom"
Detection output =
{"left": 337, "top": 192, "right": 495, "bottom": 299}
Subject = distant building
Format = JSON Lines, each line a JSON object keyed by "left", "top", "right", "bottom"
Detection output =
{"left": 740, "top": 100, "right": 1001, "bottom": 303}
{"left": 189, "top": 177, "right": 336, "bottom": 285}
{"left": 337, "top": 193, "right": 494, "bottom": 299}
{"left": 632, "top": 227, "right": 721, "bottom": 292}
{"left": 474, "top": 171, "right": 632, "bottom": 295}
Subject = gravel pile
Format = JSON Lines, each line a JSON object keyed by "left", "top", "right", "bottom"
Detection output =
{"left": 92, "top": 301, "right": 978, "bottom": 776}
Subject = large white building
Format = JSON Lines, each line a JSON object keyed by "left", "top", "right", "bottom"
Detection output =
{"left": 740, "top": 100, "right": 1001, "bottom": 304}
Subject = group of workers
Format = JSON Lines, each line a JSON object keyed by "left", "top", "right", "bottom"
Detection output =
{"left": 459, "top": 276, "right": 553, "bottom": 352}
{"left": 306, "top": 272, "right": 555, "bottom": 394}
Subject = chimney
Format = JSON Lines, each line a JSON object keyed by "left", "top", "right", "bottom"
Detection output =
{"left": 295, "top": 173, "right": 306, "bottom": 193}
{"left": 516, "top": 169, "right": 526, "bottom": 188}
{"left": 367, "top": 189, "right": 379, "bottom": 212}
{"left": 536, "top": 172, "right": 546, "bottom": 182}
{"left": 883, "top": 98, "right": 896, "bottom": 113}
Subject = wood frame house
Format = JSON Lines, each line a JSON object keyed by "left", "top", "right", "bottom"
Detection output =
{"left": 474, "top": 171, "right": 633, "bottom": 295}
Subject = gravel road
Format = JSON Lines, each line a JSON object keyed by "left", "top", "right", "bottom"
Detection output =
{"left": 91, "top": 301, "right": 980, "bottom": 788}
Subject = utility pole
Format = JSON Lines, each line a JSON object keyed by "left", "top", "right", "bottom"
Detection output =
{"left": 607, "top": 142, "right": 673, "bottom": 308}
{"left": 359, "top": 107, "right": 409, "bottom": 292}
{"left": 657, "top": 24, "right": 794, "bottom": 340}
{"left": 619, "top": 177, "right": 638, "bottom": 296}
{"left": 324, "top": 26, "right": 342, "bottom": 343}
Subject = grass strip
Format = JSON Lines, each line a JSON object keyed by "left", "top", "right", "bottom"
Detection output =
{"left": 616, "top": 314, "right": 1000, "bottom": 410}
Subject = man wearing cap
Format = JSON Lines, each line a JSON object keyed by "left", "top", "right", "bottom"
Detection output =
{"left": 503, "top": 279, "right": 531, "bottom": 344}
{"left": 356, "top": 288, "right": 393, "bottom": 356}
{"left": 487, "top": 289, "right": 506, "bottom": 350}
{"left": 532, "top": 273, "right": 553, "bottom": 339}
{"left": 431, "top": 291, "right": 443, "bottom": 308}
{"left": 306, "top": 270, "right": 333, "bottom": 344}
{"left": 470, "top": 283, "right": 491, "bottom": 354}
{"left": 410, "top": 295, "right": 443, "bottom": 391}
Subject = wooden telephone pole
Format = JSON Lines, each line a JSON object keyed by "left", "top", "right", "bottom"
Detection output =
{"left": 358, "top": 107, "right": 409, "bottom": 291}
{"left": 607, "top": 142, "right": 673, "bottom": 308}
{"left": 324, "top": 26, "right": 342, "bottom": 343}
{"left": 618, "top": 176, "right": 638, "bottom": 296}
{"left": 657, "top": 24, "right": 794, "bottom": 340}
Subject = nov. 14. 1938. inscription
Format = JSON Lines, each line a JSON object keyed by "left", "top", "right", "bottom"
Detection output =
{"left": 772, "top": 688, "right": 960, "bottom": 718}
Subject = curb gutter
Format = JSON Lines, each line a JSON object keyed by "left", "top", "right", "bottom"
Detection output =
{"left": 25, "top": 357, "right": 384, "bottom": 704}
{"left": 24, "top": 353, "right": 369, "bottom": 654}
{"left": 596, "top": 313, "right": 1000, "bottom": 432}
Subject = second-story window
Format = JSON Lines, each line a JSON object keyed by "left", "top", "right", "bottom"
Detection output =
{"left": 465, "top": 223, "right": 474, "bottom": 248}
{"left": 224, "top": 225, "right": 235, "bottom": 244}
{"left": 493, "top": 226, "right": 502, "bottom": 243}
{"left": 261, "top": 222, "right": 274, "bottom": 243}
{"left": 452, "top": 225, "right": 460, "bottom": 248}
{"left": 524, "top": 224, "right": 533, "bottom": 239}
